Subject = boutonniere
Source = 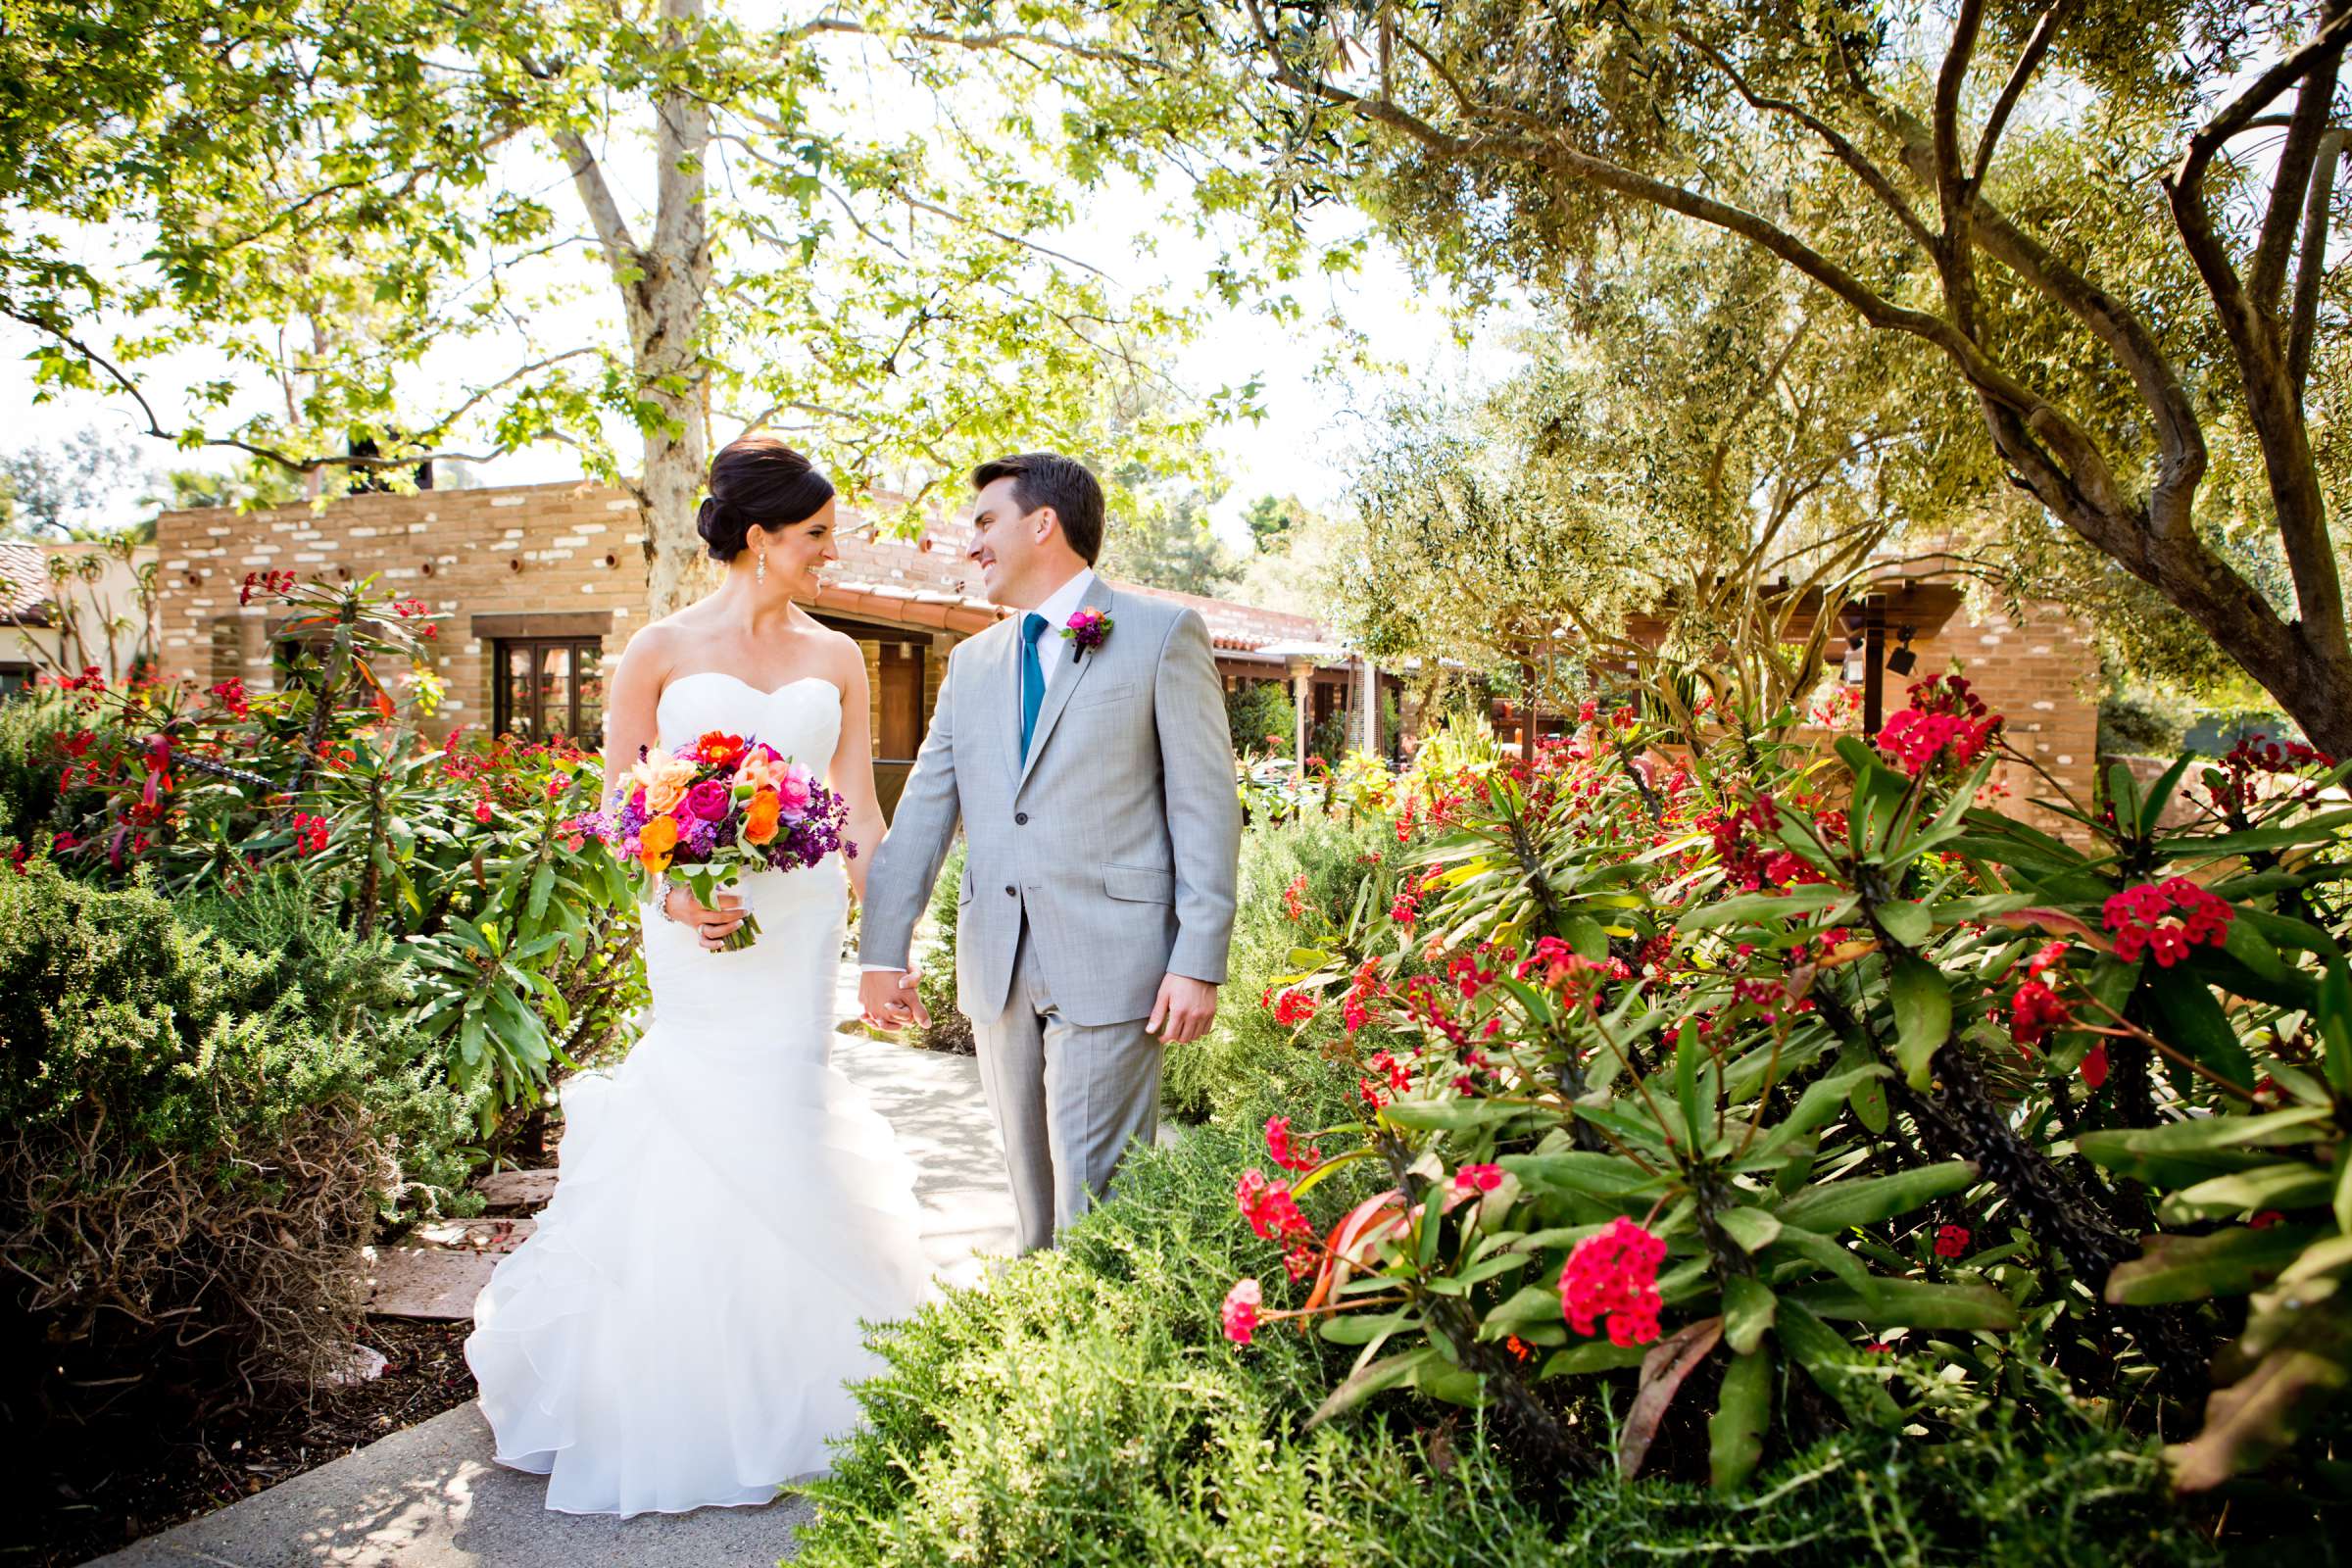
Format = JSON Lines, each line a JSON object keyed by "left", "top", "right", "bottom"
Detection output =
{"left": 1061, "top": 607, "right": 1112, "bottom": 661}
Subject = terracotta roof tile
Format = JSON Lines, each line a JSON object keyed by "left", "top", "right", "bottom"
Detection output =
{"left": 0, "top": 541, "right": 54, "bottom": 626}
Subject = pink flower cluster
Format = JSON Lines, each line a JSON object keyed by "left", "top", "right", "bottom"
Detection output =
{"left": 1558, "top": 1216, "right": 1666, "bottom": 1347}
{"left": 2009, "top": 981, "right": 2071, "bottom": 1050}
{"left": 1221, "top": 1278, "right": 1262, "bottom": 1345}
{"left": 2102, "top": 878, "right": 2232, "bottom": 966}
{"left": 1877, "top": 674, "right": 2001, "bottom": 777}
{"left": 1264, "top": 1116, "right": 1320, "bottom": 1173}
{"left": 1237, "top": 1169, "right": 1320, "bottom": 1280}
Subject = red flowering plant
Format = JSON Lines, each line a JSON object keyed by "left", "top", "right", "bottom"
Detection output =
{"left": 1208, "top": 675, "right": 2352, "bottom": 1495}
{"left": 1215, "top": 726, "right": 2017, "bottom": 1489}
{"left": 0, "top": 573, "right": 643, "bottom": 1129}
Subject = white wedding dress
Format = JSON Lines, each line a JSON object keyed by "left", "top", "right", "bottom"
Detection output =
{"left": 466, "top": 673, "right": 930, "bottom": 1516}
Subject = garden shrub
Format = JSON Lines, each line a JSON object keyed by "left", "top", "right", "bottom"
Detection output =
{"left": 0, "top": 860, "right": 478, "bottom": 1434}
{"left": 914, "top": 839, "right": 974, "bottom": 1054}
{"left": 802, "top": 1079, "right": 2221, "bottom": 1567}
{"left": 0, "top": 576, "right": 642, "bottom": 1123}
{"left": 1163, "top": 812, "right": 1403, "bottom": 1124}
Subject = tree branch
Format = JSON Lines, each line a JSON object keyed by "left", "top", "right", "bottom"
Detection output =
{"left": 2251, "top": 26, "right": 2345, "bottom": 313}
{"left": 1676, "top": 30, "right": 1936, "bottom": 252}
{"left": 1971, "top": 0, "right": 2078, "bottom": 184}
{"left": 2287, "top": 126, "right": 2345, "bottom": 396}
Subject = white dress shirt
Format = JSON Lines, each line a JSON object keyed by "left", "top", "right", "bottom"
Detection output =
{"left": 1017, "top": 566, "right": 1099, "bottom": 719}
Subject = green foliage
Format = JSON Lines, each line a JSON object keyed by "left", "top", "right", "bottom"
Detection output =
{"left": 1163, "top": 812, "right": 1397, "bottom": 1125}
{"left": 805, "top": 1061, "right": 2221, "bottom": 1567}
{"left": 913, "top": 839, "right": 973, "bottom": 1054}
{"left": 1097, "top": 488, "right": 1241, "bottom": 597}
{"left": 0, "top": 859, "right": 477, "bottom": 1422}
{"left": 5, "top": 575, "right": 643, "bottom": 1123}
{"left": 1193, "top": 672, "right": 2352, "bottom": 1507}
{"left": 1225, "top": 678, "right": 1296, "bottom": 760}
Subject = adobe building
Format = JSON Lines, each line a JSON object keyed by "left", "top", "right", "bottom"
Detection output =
{"left": 149, "top": 479, "right": 1393, "bottom": 818}
{"left": 1, "top": 538, "right": 160, "bottom": 694}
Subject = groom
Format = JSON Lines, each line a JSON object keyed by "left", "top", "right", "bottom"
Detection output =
{"left": 857, "top": 452, "right": 1242, "bottom": 1253}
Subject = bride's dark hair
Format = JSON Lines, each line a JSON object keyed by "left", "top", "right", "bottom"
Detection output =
{"left": 697, "top": 436, "right": 836, "bottom": 563}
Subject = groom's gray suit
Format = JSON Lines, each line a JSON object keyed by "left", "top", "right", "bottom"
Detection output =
{"left": 858, "top": 573, "right": 1243, "bottom": 1251}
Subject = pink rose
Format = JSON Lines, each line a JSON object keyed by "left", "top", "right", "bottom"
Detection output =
{"left": 773, "top": 762, "right": 815, "bottom": 817}
{"left": 684, "top": 779, "right": 733, "bottom": 821}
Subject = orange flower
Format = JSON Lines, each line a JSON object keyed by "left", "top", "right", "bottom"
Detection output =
{"left": 742, "top": 788, "right": 782, "bottom": 846}
{"left": 638, "top": 812, "right": 680, "bottom": 872}
{"left": 696, "top": 730, "right": 747, "bottom": 767}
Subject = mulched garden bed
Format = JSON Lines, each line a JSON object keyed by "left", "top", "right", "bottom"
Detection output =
{"left": 14, "top": 1318, "right": 477, "bottom": 1568}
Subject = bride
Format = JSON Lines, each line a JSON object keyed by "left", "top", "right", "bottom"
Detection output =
{"left": 466, "top": 435, "right": 931, "bottom": 1516}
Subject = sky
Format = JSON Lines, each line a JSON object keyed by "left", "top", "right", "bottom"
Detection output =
{"left": 0, "top": 26, "right": 1514, "bottom": 546}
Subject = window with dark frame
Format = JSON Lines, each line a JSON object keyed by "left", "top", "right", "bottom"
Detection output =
{"left": 492, "top": 637, "right": 607, "bottom": 742}
{"left": 0, "top": 662, "right": 33, "bottom": 700}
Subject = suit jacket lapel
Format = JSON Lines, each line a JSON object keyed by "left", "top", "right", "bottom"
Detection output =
{"left": 994, "top": 616, "right": 1022, "bottom": 791}
{"left": 1015, "top": 576, "right": 1112, "bottom": 796}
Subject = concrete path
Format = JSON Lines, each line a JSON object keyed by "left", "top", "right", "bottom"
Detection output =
{"left": 88, "top": 963, "right": 1014, "bottom": 1568}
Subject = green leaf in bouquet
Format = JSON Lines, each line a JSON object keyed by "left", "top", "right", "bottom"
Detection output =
{"left": 1382, "top": 1096, "right": 1520, "bottom": 1133}
{"left": 1773, "top": 1160, "right": 1977, "bottom": 1234}
{"left": 2165, "top": 1302, "right": 2352, "bottom": 1493}
{"left": 1709, "top": 1348, "right": 1772, "bottom": 1493}
{"left": 1888, "top": 955, "right": 1951, "bottom": 1089}
{"left": 1722, "top": 1276, "right": 1777, "bottom": 1354}
{"left": 2104, "top": 1224, "right": 2323, "bottom": 1305}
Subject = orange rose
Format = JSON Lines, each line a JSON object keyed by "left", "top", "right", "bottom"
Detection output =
{"left": 638, "top": 812, "right": 680, "bottom": 872}
{"left": 742, "top": 788, "right": 782, "bottom": 847}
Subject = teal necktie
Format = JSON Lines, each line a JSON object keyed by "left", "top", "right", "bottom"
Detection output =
{"left": 1019, "top": 612, "right": 1049, "bottom": 761}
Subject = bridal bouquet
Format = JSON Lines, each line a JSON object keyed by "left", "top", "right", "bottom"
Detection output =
{"left": 577, "top": 729, "right": 853, "bottom": 951}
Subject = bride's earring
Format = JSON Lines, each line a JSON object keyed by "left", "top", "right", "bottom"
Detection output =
{"left": 756, "top": 543, "right": 766, "bottom": 585}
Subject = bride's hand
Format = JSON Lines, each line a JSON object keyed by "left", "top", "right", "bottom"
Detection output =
{"left": 665, "top": 886, "right": 747, "bottom": 951}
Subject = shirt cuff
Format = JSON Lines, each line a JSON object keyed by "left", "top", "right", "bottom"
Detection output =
{"left": 858, "top": 963, "right": 906, "bottom": 973}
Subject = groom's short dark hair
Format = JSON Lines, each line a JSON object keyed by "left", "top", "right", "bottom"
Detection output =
{"left": 972, "top": 452, "right": 1104, "bottom": 564}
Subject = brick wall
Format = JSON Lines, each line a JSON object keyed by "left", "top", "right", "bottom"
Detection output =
{"left": 156, "top": 481, "right": 648, "bottom": 736}
{"left": 1903, "top": 598, "right": 2101, "bottom": 837}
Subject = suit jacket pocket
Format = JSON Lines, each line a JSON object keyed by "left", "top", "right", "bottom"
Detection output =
{"left": 958, "top": 864, "right": 975, "bottom": 904}
{"left": 1072, "top": 679, "right": 1136, "bottom": 710}
{"left": 1102, "top": 862, "right": 1175, "bottom": 905}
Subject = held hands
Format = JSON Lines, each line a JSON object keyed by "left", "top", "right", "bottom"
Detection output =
{"left": 1147, "top": 974, "right": 1219, "bottom": 1045}
{"left": 664, "top": 884, "right": 747, "bottom": 952}
{"left": 859, "top": 968, "right": 930, "bottom": 1032}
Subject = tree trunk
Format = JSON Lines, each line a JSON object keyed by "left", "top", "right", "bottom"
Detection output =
{"left": 560, "top": 0, "right": 714, "bottom": 623}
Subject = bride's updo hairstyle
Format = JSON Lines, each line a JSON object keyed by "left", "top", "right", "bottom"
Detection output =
{"left": 696, "top": 435, "right": 836, "bottom": 563}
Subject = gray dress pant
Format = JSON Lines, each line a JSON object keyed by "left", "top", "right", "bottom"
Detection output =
{"left": 971, "top": 924, "right": 1161, "bottom": 1253}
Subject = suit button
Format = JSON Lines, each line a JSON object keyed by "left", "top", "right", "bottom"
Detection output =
{"left": 1015, "top": 812, "right": 1029, "bottom": 825}
{"left": 1004, "top": 885, "right": 1016, "bottom": 897}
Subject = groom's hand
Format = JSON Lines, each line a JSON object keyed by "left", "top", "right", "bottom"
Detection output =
{"left": 859, "top": 968, "right": 930, "bottom": 1032}
{"left": 1147, "top": 974, "right": 1218, "bottom": 1045}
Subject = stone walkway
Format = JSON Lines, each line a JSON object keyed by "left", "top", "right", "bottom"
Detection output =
{"left": 89, "top": 964, "right": 1014, "bottom": 1568}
